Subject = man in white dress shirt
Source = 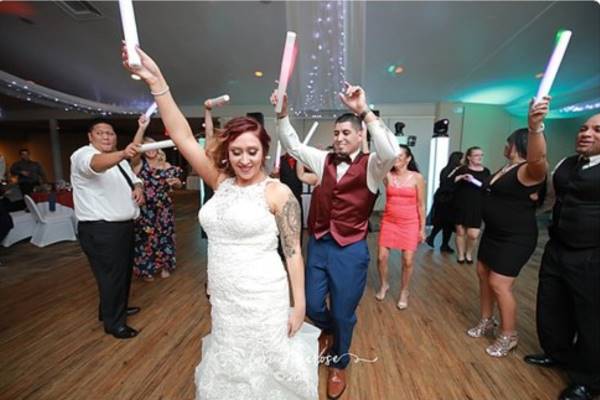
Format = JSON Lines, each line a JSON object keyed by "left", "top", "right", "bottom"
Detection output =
{"left": 71, "top": 120, "right": 144, "bottom": 339}
{"left": 273, "top": 83, "right": 399, "bottom": 398}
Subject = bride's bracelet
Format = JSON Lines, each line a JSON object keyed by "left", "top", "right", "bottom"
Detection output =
{"left": 151, "top": 85, "right": 170, "bottom": 97}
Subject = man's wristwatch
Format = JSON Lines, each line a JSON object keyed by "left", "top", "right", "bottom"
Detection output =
{"left": 358, "top": 109, "right": 371, "bottom": 120}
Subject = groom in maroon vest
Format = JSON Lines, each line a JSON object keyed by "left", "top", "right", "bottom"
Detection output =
{"left": 273, "top": 83, "right": 399, "bottom": 399}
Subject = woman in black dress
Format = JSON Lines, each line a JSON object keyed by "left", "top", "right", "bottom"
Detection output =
{"left": 452, "top": 147, "right": 490, "bottom": 263}
{"left": 467, "top": 97, "right": 550, "bottom": 358}
{"left": 426, "top": 151, "right": 463, "bottom": 252}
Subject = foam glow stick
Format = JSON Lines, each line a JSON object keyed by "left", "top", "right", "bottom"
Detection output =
{"left": 275, "top": 141, "right": 282, "bottom": 169}
{"left": 302, "top": 121, "right": 319, "bottom": 145}
{"left": 206, "top": 94, "right": 230, "bottom": 108}
{"left": 140, "top": 139, "right": 174, "bottom": 152}
{"left": 143, "top": 102, "right": 157, "bottom": 119}
{"left": 467, "top": 175, "right": 483, "bottom": 187}
{"left": 535, "top": 30, "right": 572, "bottom": 103}
{"left": 118, "top": 0, "right": 141, "bottom": 67}
{"left": 275, "top": 31, "right": 298, "bottom": 113}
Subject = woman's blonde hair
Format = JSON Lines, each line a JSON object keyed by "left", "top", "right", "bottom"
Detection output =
{"left": 142, "top": 137, "right": 166, "bottom": 164}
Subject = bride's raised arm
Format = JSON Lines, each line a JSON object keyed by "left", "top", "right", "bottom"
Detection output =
{"left": 122, "top": 45, "right": 222, "bottom": 189}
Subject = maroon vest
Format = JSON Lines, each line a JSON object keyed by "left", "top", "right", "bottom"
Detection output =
{"left": 308, "top": 153, "right": 377, "bottom": 246}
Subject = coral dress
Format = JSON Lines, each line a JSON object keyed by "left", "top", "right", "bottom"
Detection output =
{"left": 379, "top": 173, "right": 420, "bottom": 251}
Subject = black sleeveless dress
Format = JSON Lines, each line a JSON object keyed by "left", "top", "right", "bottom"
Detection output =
{"left": 478, "top": 163, "right": 544, "bottom": 277}
{"left": 452, "top": 166, "right": 490, "bottom": 228}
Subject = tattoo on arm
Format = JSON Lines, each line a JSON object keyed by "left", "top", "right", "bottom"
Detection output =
{"left": 275, "top": 193, "right": 301, "bottom": 259}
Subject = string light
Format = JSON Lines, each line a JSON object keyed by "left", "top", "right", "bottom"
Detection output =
{"left": 294, "top": 0, "right": 347, "bottom": 118}
{"left": 558, "top": 99, "right": 600, "bottom": 113}
{"left": 0, "top": 70, "right": 146, "bottom": 116}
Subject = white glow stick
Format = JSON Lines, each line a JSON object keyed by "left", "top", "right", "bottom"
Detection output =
{"left": 206, "top": 94, "right": 230, "bottom": 108}
{"left": 143, "top": 102, "right": 157, "bottom": 119}
{"left": 467, "top": 175, "right": 483, "bottom": 187}
{"left": 118, "top": 0, "right": 141, "bottom": 67}
{"left": 275, "top": 141, "right": 282, "bottom": 169}
{"left": 275, "top": 32, "right": 297, "bottom": 113}
{"left": 140, "top": 139, "right": 174, "bottom": 152}
{"left": 535, "top": 30, "right": 572, "bottom": 103}
{"left": 302, "top": 121, "right": 319, "bottom": 145}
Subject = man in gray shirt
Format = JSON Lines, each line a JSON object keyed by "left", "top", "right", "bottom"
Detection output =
{"left": 10, "top": 149, "right": 46, "bottom": 196}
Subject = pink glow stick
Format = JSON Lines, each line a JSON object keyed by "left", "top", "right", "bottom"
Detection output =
{"left": 275, "top": 32, "right": 297, "bottom": 113}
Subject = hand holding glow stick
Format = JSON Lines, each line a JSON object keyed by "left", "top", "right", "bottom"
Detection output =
{"left": 275, "top": 32, "right": 298, "bottom": 113}
{"left": 140, "top": 139, "right": 174, "bottom": 152}
{"left": 302, "top": 121, "right": 319, "bottom": 145}
{"left": 118, "top": 0, "right": 141, "bottom": 67}
{"left": 205, "top": 94, "right": 230, "bottom": 109}
{"left": 466, "top": 175, "right": 483, "bottom": 187}
{"left": 143, "top": 102, "right": 157, "bottom": 119}
{"left": 535, "top": 30, "right": 572, "bottom": 103}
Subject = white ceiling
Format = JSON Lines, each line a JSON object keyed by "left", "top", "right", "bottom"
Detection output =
{"left": 0, "top": 1, "right": 598, "bottom": 117}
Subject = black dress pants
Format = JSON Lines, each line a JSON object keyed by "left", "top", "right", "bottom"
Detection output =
{"left": 78, "top": 220, "right": 134, "bottom": 332}
{"left": 18, "top": 182, "right": 36, "bottom": 197}
{"left": 537, "top": 239, "right": 600, "bottom": 390}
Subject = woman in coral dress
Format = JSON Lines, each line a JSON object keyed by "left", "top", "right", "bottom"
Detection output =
{"left": 375, "top": 145, "right": 426, "bottom": 309}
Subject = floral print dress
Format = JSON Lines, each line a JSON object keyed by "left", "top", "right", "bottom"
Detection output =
{"left": 133, "top": 158, "right": 183, "bottom": 278}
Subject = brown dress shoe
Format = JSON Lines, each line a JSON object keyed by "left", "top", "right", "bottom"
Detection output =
{"left": 327, "top": 367, "right": 346, "bottom": 399}
{"left": 319, "top": 332, "right": 334, "bottom": 358}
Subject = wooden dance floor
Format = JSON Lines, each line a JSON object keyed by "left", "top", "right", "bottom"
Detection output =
{"left": 0, "top": 191, "right": 565, "bottom": 399}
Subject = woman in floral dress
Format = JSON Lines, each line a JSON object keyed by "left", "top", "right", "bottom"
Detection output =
{"left": 132, "top": 116, "right": 183, "bottom": 281}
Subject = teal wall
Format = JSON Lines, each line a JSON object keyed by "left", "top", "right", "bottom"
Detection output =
{"left": 460, "top": 103, "right": 588, "bottom": 172}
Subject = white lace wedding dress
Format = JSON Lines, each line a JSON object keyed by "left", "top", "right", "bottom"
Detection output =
{"left": 195, "top": 177, "right": 319, "bottom": 399}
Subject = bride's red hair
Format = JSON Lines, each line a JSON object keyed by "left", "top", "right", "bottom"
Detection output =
{"left": 207, "top": 116, "right": 271, "bottom": 176}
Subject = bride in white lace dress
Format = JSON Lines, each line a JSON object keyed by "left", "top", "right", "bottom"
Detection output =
{"left": 123, "top": 47, "right": 318, "bottom": 399}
